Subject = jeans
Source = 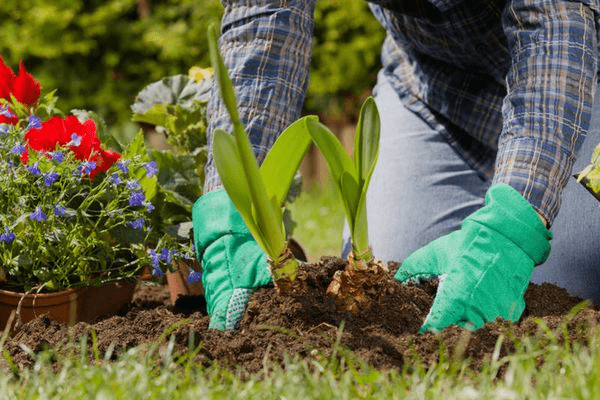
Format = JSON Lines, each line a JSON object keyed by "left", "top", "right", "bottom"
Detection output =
{"left": 342, "top": 70, "right": 600, "bottom": 304}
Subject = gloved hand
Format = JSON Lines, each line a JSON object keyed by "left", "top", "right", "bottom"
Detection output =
{"left": 395, "top": 183, "right": 553, "bottom": 333}
{"left": 192, "top": 189, "right": 272, "bottom": 330}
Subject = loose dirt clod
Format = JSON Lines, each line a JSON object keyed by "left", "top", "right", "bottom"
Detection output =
{"left": 2, "top": 257, "right": 597, "bottom": 375}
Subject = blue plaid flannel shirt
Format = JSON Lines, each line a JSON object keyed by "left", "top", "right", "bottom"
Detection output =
{"left": 204, "top": 0, "right": 600, "bottom": 225}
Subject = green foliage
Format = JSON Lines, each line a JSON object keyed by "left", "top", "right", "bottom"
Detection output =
{"left": 308, "top": 0, "right": 385, "bottom": 114}
{"left": 131, "top": 73, "right": 210, "bottom": 227}
{"left": 0, "top": 0, "right": 223, "bottom": 126}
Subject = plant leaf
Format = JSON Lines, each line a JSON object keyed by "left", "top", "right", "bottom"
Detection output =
{"left": 306, "top": 118, "right": 356, "bottom": 188}
{"left": 213, "top": 129, "right": 276, "bottom": 254}
{"left": 130, "top": 74, "right": 210, "bottom": 116}
{"left": 354, "top": 96, "right": 380, "bottom": 192}
{"left": 209, "top": 24, "right": 287, "bottom": 260}
{"left": 260, "top": 116, "right": 314, "bottom": 206}
{"left": 207, "top": 24, "right": 241, "bottom": 130}
{"left": 339, "top": 171, "right": 360, "bottom": 231}
{"left": 591, "top": 142, "right": 600, "bottom": 168}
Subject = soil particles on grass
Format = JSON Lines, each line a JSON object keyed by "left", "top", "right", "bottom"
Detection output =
{"left": 2, "top": 256, "right": 598, "bottom": 375}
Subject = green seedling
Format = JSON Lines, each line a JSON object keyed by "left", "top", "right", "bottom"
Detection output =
{"left": 208, "top": 25, "right": 312, "bottom": 293}
{"left": 306, "top": 97, "right": 380, "bottom": 267}
{"left": 305, "top": 97, "right": 388, "bottom": 312}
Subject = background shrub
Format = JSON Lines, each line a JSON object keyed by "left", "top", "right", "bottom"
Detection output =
{"left": 0, "top": 0, "right": 383, "bottom": 127}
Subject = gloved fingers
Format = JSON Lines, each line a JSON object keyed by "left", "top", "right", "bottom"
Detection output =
{"left": 224, "top": 288, "right": 254, "bottom": 330}
{"left": 419, "top": 290, "right": 462, "bottom": 333}
{"left": 394, "top": 235, "right": 453, "bottom": 283}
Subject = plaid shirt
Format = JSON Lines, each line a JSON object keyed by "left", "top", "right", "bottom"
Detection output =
{"left": 205, "top": 0, "right": 600, "bottom": 225}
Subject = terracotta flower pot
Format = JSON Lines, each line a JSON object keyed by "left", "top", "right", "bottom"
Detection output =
{"left": 165, "top": 259, "right": 203, "bottom": 304}
{"left": 0, "top": 280, "right": 136, "bottom": 332}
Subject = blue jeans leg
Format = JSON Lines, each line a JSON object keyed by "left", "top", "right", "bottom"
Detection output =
{"left": 342, "top": 70, "right": 600, "bottom": 304}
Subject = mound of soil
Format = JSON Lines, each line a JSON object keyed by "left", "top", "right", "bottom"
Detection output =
{"left": 3, "top": 257, "right": 598, "bottom": 374}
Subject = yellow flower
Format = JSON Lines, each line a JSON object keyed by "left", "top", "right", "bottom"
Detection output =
{"left": 189, "top": 66, "right": 214, "bottom": 82}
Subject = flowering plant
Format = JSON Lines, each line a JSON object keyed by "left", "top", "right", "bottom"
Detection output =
{"left": 0, "top": 57, "right": 192, "bottom": 292}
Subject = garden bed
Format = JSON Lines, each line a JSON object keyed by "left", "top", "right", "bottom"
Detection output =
{"left": 3, "top": 256, "right": 597, "bottom": 375}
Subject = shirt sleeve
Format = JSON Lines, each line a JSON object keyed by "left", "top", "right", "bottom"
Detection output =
{"left": 493, "top": 0, "right": 599, "bottom": 225}
{"left": 203, "top": 0, "right": 316, "bottom": 193}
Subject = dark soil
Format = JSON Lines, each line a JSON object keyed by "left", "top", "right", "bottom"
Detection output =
{"left": 2, "top": 257, "right": 598, "bottom": 375}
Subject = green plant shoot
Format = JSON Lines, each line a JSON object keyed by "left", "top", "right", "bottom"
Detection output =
{"left": 207, "top": 25, "right": 312, "bottom": 289}
{"left": 306, "top": 97, "right": 380, "bottom": 268}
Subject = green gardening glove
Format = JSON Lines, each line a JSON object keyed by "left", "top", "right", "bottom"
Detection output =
{"left": 395, "top": 183, "right": 553, "bottom": 333}
{"left": 192, "top": 189, "right": 272, "bottom": 330}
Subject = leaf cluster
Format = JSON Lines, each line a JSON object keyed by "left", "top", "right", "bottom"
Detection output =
{"left": 208, "top": 26, "right": 312, "bottom": 272}
{"left": 577, "top": 142, "right": 600, "bottom": 194}
{"left": 306, "top": 98, "right": 380, "bottom": 262}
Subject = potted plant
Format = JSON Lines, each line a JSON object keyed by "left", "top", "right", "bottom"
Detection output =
{"left": 130, "top": 67, "right": 211, "bottom": 302}
{"left": 0, "top": 57, "right": 182, "bottom": 331}
{"left": 305, "top": 96, "right": 388, "bottom": 313}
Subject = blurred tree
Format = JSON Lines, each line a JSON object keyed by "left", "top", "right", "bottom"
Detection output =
{"left": 308, "top": 0, "right": 385, "bottom": 123}
{"left": 0, "top": 0, "right": 382, "bottom": 127}
{"left": 0, "top": 0, "right": 222, "bottom": 126}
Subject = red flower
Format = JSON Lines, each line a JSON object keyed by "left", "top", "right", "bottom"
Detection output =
{"left": 89, "top": 148, "right": 121, "bottom": 179}
{"left": 23, "top": 116, "right": 71, "bottom": 153}
{"left": 22, "top": 116, "right": 121, "bottom": 178}
{"left": 13, "top": 61, "right": 41, "bottom": 107}
{"left": 0, "top": 56, "right": 41, "bottom": 125}
{"left": 0, "top": 58, "right": 16, "bottom": 101}
{"left": 67, "top": 117, "right": 102, "bottom": 160}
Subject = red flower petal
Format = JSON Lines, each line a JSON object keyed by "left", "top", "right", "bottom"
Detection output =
{"left": 0, "top": 111, "right": 18, "bottom": 125}
{"left": 0, "top": 56, "right": 16, "bottom": 100}
{"left": 24, "top": 116, "right": 70, "bottom": 152}
{"left": 13, "top": 61, "right": 41, "bottom": 107}
{"left": 68, "top": 117, "right": 101, "bottom": 160}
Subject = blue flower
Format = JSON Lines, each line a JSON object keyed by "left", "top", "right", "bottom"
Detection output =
{"left": 69, "top": 133, "right": 82, "bottom": 147}
{"left": 79, "top": 160, "right": 96, "bottom": 175}
{"left": 128, "top": 191, "right": 145, "bottom": 207}
{"left": 50, "top": 151, "right": 64, "bottom": 163}
{"left": 158, "top": 247, "right": 172, "bottom": 264}
{"left": 187, "top": 269, "right": 202, "bottom": 284}
{"left": 0, "top": 124, "right": 9, "bottom": 134}
{"left": 27, "top": 115, "right": 42, "bottom": 130}
{"left": 0, "top": 227, "right": 15, "bottom": 244}
{"left": 127, "top": 217, "right": 145, "bottom": 230}
{"left": 117, "top": 160, "right": 129, "bottom": 173}
{"left": 43, "top": 172, "right": 60, "bottom": 186}
{"left": 28, "top": 162, "right": 41, "bottom": 176}
{"left": 125, "top": 179, "right": 141, "bottom": 190}
{"left": 9, "top": 144, "right": 26, "bottom": 155}
{"left": 54, "top": 204, "right": 66, "bottom": 216}
{"left": 108, "top": 173, "right": 121, "bottom": 185}
{"left": 149, "top": 249, "right": 163, "bottom": 277}
{"left": 144, "top": 202, "right": 155, "bottom": 212}
{"left": 144, "top": 161, "right": 158, "bottom": 178}
{"left": 30, "top": 206, "right": 47, "bottom": 222}
{"left": 0, "top": 105, "right": 15, "bottom": 119}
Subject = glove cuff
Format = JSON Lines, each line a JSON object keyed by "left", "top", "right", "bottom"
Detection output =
{"left": 192, "top": 189, "right": 253, "bottom": 261}
{"left": 466, "top": 184, "right": 553, "bottom": 265}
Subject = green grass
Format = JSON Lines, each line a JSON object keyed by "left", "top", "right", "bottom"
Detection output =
{"left": 2, "top": 316, "right": 600, "bottom": 399}
{"left": 287, "top": 183, "right": 345, "bottom": 262}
